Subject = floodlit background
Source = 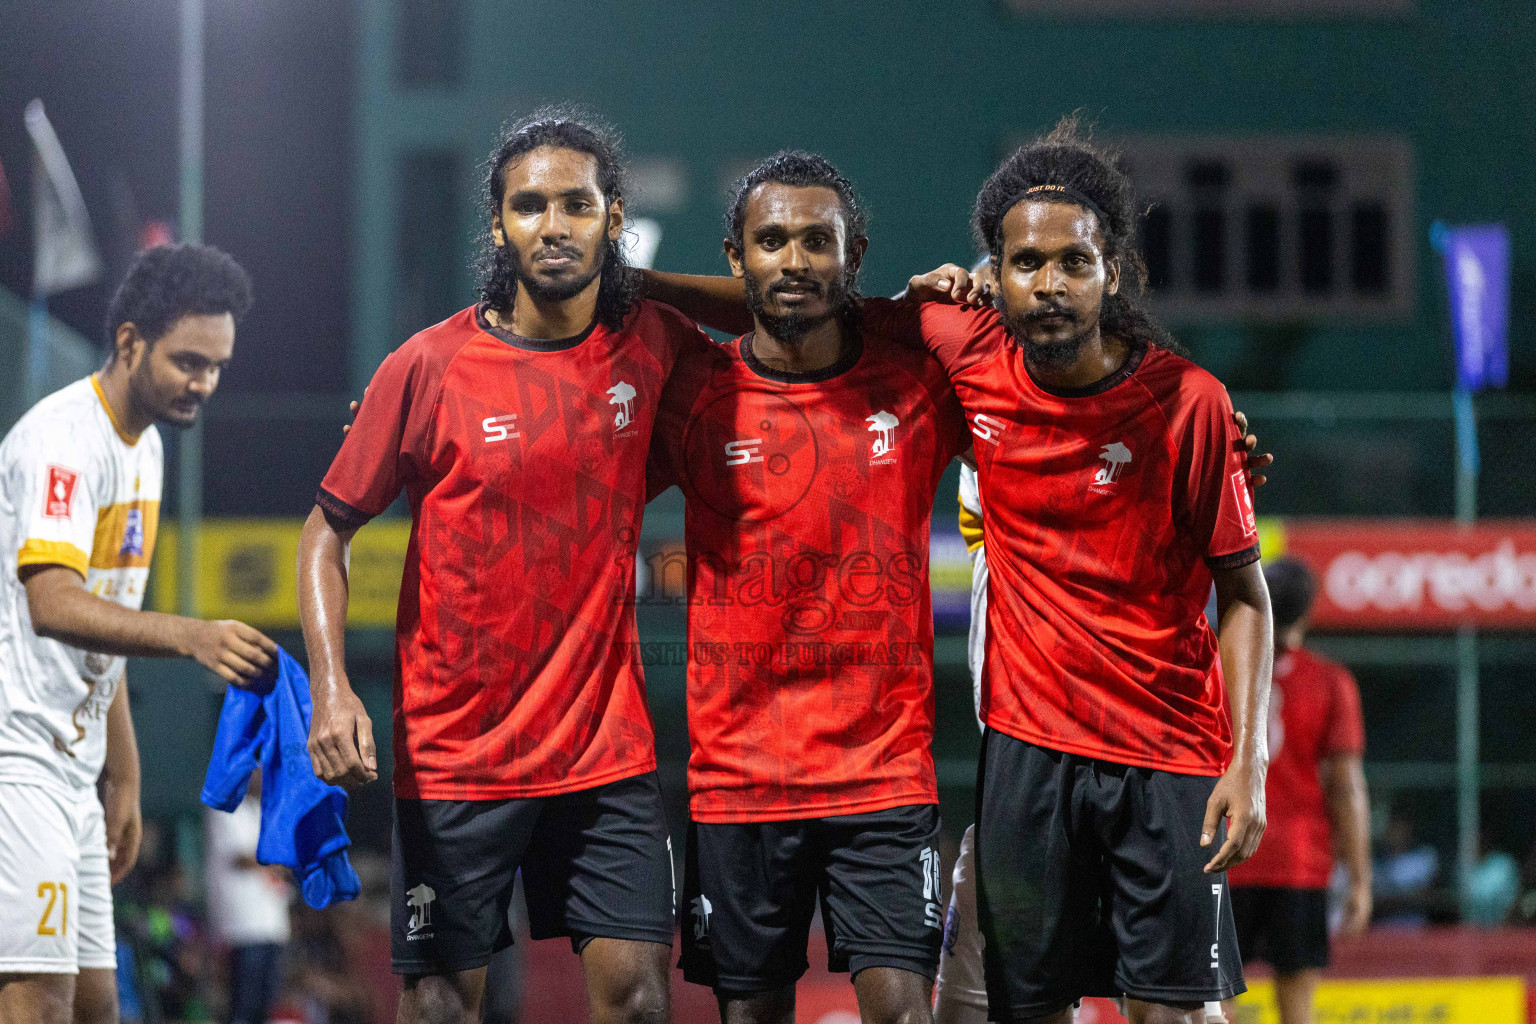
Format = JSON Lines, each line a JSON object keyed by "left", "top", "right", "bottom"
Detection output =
{"left": 2, "top": 1, "right": 1534, "bottom": 1022}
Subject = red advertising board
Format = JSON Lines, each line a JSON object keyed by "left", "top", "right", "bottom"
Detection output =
{"left": 1278, "top": 519, "right": 1536, "bottom": 631}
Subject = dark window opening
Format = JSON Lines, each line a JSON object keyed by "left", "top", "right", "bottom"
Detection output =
{"left": 1245, "top": 205, "right": 1281, "bottom": 293}
{"left": 1352, "top": 202, "right": 1390, "bottom": 294}
{"left": 395, "top": 150, "right": 462, "bottom": 338}
{"left": 397, "top": 0, "right": 463, "bottom": 87}
{"left": 1141, "top": 206, "right": 1172, "bottom": 290}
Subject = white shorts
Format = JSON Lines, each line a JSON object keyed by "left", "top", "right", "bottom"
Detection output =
{"left": 0, "top": 781, "right": 116, "bottom": 973}
{"left": 934, "top": 824, "right": 987, "bottom": 1024}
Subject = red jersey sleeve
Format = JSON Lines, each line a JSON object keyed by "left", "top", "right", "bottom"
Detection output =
{"left": 1324, "top": 665, "right": 1367, "bottom": 756}
{"left": 1168, "top": 369, "right": 1261, "bottom": 569}
{"left": 317, "top": 337, "right": 452, "bottom": 529}
{"left": 912, "top": 300, "right": 1007, "bottom": 381}
{"left": 645, "top": 330, "right": 723, "bottom": 502}
{"left": 863, "top": 299, "right": 972, "bottom": 461}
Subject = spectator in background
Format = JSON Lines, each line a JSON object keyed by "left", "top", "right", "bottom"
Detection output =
{"left": 1223, "top": 557, "right": 1372, "bottom": 1024}
{"left": 1462, "top": 830, "right": 1520, "bottom": 927}
{"left": 205, "top": 770, "right": 292, "bottom": 1024}
{"left": 1373, "top": 804, "right": 1440, "bottom": 927}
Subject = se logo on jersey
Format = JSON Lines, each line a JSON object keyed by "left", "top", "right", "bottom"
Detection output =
{"left": 1231, "top": 469, "right": 1258, "bottom": 537}
{"left": 44, "top": 466, "right": 79, "bottom": 519}
{"left": 867, "top": 410, "right": 899, "bottom": 462}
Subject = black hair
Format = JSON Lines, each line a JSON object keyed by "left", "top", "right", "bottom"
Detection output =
{"left": 104, "top": 243, "right": 252, "bottom": 354}
{"left": 973, "top": 115, "right": 1182, "bottom": 355}
{"left": 1264, "top": 557, "right": 1318, "bottom": 633}
{"left": 475, "top": 107, "right": 638, "bottom": 331}
{"left": 724, "top": 150, "right": 869, "bottom": 328}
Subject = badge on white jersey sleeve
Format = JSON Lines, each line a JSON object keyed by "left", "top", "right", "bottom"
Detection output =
{"left": 13, "top": 437, "right": 97, "bottom": 580}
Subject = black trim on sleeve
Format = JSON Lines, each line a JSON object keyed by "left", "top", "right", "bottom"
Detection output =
{"left": 1205, "top": 544, "right": 1261, "bottom": 572}
{"left": 316, "top": 488, "right": 375, "bottom": 532}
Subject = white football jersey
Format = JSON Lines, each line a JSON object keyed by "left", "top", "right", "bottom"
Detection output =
{"left": 0, "top": 376, "right": 163, "bottom": 794}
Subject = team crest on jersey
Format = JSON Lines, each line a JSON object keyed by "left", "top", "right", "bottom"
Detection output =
{"left": 120, "top": 508, "right": 146, "bottom": 557}
{"left": 609, "top": 381, "right": 638, "bottom": 437}
{"left": 867, "top": 410, "right": 899, "bottom": 463}
{"left": 44, "top": 465, "right": 79, "bottom": 519}
{"left": 1091, "top": 441, "right": 1133, "bottom": 490}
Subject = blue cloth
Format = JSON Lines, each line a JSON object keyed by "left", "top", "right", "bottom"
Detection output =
{"left": 201, "top": 646, "right": 360, "bottom": 909}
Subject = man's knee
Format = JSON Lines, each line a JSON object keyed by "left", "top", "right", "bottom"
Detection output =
{"left": 597, "top": 963, "right": 668, "bottom": 1023}
{"left": 1129, "top": 1001, "right": 1205, "bottom": 1024}
{"left": 399, "top": 974, "right": 475, "bottom": 1024}
{"left": 0, "top": 973, "right": 75, "bottom": 1024}
{"left": 72, "top": 968, "right": 117, "bottom": 1024}
{"left": 582, "top": 939, "right": 670, "bottom": 1024}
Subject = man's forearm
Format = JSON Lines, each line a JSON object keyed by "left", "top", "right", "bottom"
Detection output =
{"left": 642, "top": 270, "right": 753, "bottom": 334}
{"left": 102, "top": 683, "right": 141, "bottom": 795}
{"left": 1326, "top": 756, "right": 1372, "bottom": 888}
{"left": 297, "top": 505, "right": 355, "bottom": 692}
{"left": 1214, "top": 564, "right": 1274, "bottom": 770}
{"left": 26, "top": 571, "right": 198, "bottom": 660}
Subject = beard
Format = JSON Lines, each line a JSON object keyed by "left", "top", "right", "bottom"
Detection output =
{"left": 1000, "top": 295, "right": 1098, "bottom": 368}
{"left": 742, "top": 267, "right": 853, "bottom": 345}
{"left": 510, "top": 240, "right": 605, "bottom": 303}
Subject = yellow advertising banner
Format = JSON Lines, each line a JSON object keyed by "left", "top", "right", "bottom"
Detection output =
{"left": 152, "top": 518, "right": 411, "bottom": 628}
{"left": 1233, "top": 977, "right": 1526, "bottom": 1024}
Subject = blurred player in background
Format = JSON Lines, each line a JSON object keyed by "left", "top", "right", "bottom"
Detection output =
{"left": 0, "top": 244, "right": 276, "bottom": 1024}
{"left": 1221, "top": 558, "right": 1371, "bottom": 1024}
{"left": 905, "top": 118, "right": 1274, "bottom": 1024}
{"left": 299, "top": 111, "right": 708, "bottom": 1024}
{"left": 646, "top": 152, "right": 969, "bottom": 1024}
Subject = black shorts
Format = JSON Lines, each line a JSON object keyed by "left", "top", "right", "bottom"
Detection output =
{"left": 390, "top": 771, "right": 675, "bottom": 974}
{"left": 1232, "top": 887, "right": 1330, "bottom": 973}
{"left": 975, "top": 730, "right": 1245, "bottom": 1020}
{"left": 680, "top": 804, "right": 945, "bottom": 994}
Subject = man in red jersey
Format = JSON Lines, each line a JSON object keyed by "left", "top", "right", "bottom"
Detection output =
{"left": 297, "top": 112, "right": 710, "bottom": 1024}
{"left": 1222, "top": 558, "right": 1370, "bottom": 1024}
{"left": 646, "top": 152, "right": 970, "bottom": 1024}
{"left": 902, "top": 119, "right": 1274, "bottom": 1024}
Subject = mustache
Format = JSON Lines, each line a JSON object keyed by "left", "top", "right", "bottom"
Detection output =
{"left": 770, "top": 278, "right": 823, "bottom": 296}
{"left": 532, "top": 244, "right": 583, "bottom": 262}
{"left": 1021, "top": 303, "right": 1079, "bottom": 324}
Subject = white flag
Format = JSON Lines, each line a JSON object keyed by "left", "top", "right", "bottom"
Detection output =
{"left": 25, "top": 99, "right": 101, "bottom": 297}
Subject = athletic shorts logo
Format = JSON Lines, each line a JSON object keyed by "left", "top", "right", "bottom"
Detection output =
{"left": 1210, "top": 882, "right": 1224, "bottom": 969}
{"left": 724, "top": 438, "right": 764, "bottom": 466}
{"left": 482, "top": 414, "right": 519, "bottom": 443}
{"left": 867, "top": 410, "right": 899, "bottom": 462}
{"left": 406, "top": 882, "right": 437, "bottom": 941}
{"left": 919, "top": 847, "right": 943, "bottom": 928}
{"left": 1231, "top": 469, "right": 1258, "bottom": 537}
{"left": 690, "top": 893, "right": 712, "bottom": 942}
{"left": 1093, "top": 441, "right": 1133, "bottom": 486}
{"left": 44, "top": 465, "right": 78, "bottom": 519}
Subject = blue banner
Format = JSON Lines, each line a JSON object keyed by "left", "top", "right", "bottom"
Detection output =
{"left": 1434, "top": 222, "right": 1510, "bottom": 392}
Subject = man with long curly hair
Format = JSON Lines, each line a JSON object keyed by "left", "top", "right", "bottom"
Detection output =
{"left": 905, "top": 118, "right": 1274, "bottom": 1024}
{"left": 298, "top": 110, "right": 712, "bottom": 1024}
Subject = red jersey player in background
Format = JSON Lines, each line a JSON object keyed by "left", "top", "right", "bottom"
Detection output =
{"left": 646, "top": 153, "right": 970, "bottom": 1024}
{"left": 905, "top": 117, "right": 1274, "bottom": 1024}
{"left": 298, "top": 112, "right": 708, "bottom": 1024}
{"left": 1221, "top": 557, "right": 1370, "bottom": 1024}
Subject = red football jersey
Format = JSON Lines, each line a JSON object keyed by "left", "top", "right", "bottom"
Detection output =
{"left": 318, "top": 301, "right": 707, "bottom": 800}
{"left": 648, "top": 298, "right": 970, "bottom": 822}
{"left": 914, "top": 303, "right": 1260, "bottom": 776}
{"left": 1230, "top": 647, "right": 1365, "bottom": 889}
